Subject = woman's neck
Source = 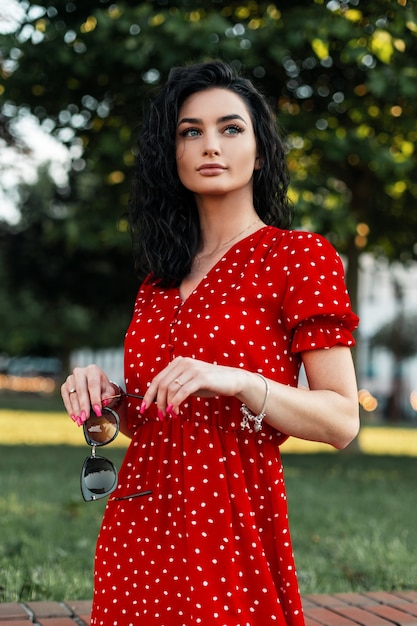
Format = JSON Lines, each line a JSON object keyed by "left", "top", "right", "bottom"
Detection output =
{"left": 198, "top": 215, "right": 261, "bottom": 259}
{"left": 179, "top": 210, "right": 264, "bottom": 302}
{"left": 195, "top": 193, "right": 260, "bottom": 256}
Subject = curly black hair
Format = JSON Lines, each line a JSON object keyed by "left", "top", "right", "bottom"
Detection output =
{"left": 129, "top": 60, "right": 292, "bottom": 287}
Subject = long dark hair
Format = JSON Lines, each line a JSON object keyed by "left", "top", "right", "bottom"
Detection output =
{"left": 129, "top": 60, "right": 292, "bottom": 287}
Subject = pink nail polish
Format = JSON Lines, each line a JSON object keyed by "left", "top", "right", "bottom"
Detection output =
{"left": 103, "top": 398, "right": 109, "bottom": 407}
{"left": 76, "top": 416, "right": 82, "bottom": 426}
{"left": 140, "top": 401, "right": 147, "bottom": 415}
{"left": 80, "top": 410, "right": 86, "bottom": 423}
{"left": 158, "top": 409, "right": 165, "bottom": 421}
{"left": 70, "top": 414, "right": 77, "bottom": 422}
{"left": 166, "top": 404, "right": 173, "bottom": 414}
{"left": 93, "top": 404, "right": 102, "bottom": 417}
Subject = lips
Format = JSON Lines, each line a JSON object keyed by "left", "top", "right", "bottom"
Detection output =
{"left": 197, "top": 163, "right": 227, "bottom": 175}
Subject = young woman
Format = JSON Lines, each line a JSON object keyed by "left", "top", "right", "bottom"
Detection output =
{"left": 62, "top": 61, "right": 359, "bottom": 625}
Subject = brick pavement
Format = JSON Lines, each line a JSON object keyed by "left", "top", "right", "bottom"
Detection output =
{"left": 1, "top": 591, "right": 417, "bottom": 625}
{"left": 0, "top": 600, "right": 91, "bottom": 625}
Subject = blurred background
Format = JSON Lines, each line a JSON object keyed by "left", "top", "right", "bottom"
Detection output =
{"left": 1, "top": 0, "right": 417, "bottom": 424}
{"left": 1, "top": 0, "right": 417, "bottom": 603}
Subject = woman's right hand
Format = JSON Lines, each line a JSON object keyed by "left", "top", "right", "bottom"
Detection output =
{"left": 61, "top": 364, "right": 116, "bottom": 427}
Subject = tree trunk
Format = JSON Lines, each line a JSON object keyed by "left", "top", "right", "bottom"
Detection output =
{"left": 342, "top": 234, "right": 362, "bottom": 452}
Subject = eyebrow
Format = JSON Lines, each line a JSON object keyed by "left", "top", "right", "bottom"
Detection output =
{"left": 177, "top": 114, "right": 247, "bottom": 127}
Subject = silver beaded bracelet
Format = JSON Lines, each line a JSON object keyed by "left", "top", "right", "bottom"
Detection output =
{"left": 240, "top": 373, "right": 270, "bottom": 432}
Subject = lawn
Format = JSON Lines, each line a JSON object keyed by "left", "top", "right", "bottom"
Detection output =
{"left": 0, "top": 443, "right": 416, "bottom": 602}
{"left": 1, "top": 393, "right": 416, "bottom": 601}
{"left": 283, "top": 452, "right": 417, "bottom": 593}
{"left": 0, "top": 444, "right": 108, "bottom": 603}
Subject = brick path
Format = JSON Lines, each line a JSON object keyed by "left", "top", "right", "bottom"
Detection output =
{"left": 0, "top": 600, "right": 91, "bottom": 625}
{"left": 1, "top": 591, "right": 417, "bottom": 625}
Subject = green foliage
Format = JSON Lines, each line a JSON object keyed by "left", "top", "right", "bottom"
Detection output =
{"left": 0, "top": 166, "right": 135, "bottom": 356}
{"left": 1, "top": 0, "right": 417, "bottom": 354}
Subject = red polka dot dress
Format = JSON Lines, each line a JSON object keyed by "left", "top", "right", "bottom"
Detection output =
{"left": 91, "top": 227, "right": 359, "bottom": 626}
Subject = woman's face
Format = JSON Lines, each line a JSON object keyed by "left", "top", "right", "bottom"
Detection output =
{"left": 175, "top": 87, "right": 260, "bottom": 199}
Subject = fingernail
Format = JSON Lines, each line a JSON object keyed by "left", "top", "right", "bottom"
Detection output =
{"left": 158, "top": 409, "right": 165, "bottom": 421}
{"left": 80, "top": 410, "right": 86, "bottom": 423}
{"left": 70, "top": 414, "right": 77, "bottom": 422}
{"left": 103, "top": 398, "right": 109, "bottom": 407}
{"left": 93, "top": 404, "right": 102, "bottom": 417}
{"left": 166, "top": 404, "right": 173, "bottom": 414}
{"left": 140, "top": 401, "right": 147, "bottom": 415}
{"left": 76, "top": 416, "right": 82, "bottom": 426}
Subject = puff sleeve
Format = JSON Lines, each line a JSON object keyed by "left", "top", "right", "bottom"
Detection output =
{"left": 281, "top": 231, "right": 359, "bottom": 353}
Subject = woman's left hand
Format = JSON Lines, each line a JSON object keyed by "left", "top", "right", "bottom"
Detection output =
{"left": 141, "top": 356, "right": 248, "bottom": 416}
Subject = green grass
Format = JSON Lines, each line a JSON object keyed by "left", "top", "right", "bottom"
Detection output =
{"left": 0, "top": 445, "right": 112, "bottom": 602}
{"left": 0, "top": 391, "right": 64, "bottom": 413}
{"left": 0, "top": 446, "right": 416, "bottom": 602}
{"left": 283, "top": 452, "right": 417, "bottom": 592}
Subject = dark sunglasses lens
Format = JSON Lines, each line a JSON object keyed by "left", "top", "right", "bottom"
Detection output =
{"left": 81, "top": 455, "right": 118, "bottom": 501}
{"left": 83, "top": 407, "right": 119, "bottom": 446}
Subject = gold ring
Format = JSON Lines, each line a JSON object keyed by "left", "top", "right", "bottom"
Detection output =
{"left": 69, "top": 388, "right": 76, "bottom": 394}
{"left": 174, "top": 378, "right": 183, "bottom": 387}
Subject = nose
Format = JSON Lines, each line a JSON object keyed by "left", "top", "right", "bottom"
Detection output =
{"left": 202, "top": 131, "right": 221, "bottom": 156}
{"left": 204, "top": 147, "right": 220, "bottom": 156}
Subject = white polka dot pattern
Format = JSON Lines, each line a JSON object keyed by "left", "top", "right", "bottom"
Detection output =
{"left": 90, "top": 227, "right": 358, "bottom": 625}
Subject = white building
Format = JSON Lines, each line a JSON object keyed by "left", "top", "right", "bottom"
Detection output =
{"left": 357, "top": 254, "right": 417, "bottom": 421}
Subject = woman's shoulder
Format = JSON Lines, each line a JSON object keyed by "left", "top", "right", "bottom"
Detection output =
{"left": 262, "top": 226, "right": 340, "bottom": 258}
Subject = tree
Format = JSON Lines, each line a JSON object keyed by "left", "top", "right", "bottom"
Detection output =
{"left": 1, "top": 0, "right": 417, "bottom": 356}
{"left": 0, "top": 165, "right": 135, "bottom": 359}
{"left": 269, "top": 0, "right": 417, "bottom": 309}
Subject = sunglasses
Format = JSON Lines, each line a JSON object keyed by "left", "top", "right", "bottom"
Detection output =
{"left": 80, "top": 393, "right": 152, "bottom": 502}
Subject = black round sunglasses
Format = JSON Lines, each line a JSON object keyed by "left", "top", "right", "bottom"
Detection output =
{"left": 80, "top": 393, "right": 152, "bottom": 502}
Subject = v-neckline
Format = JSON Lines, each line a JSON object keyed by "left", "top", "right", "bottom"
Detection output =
{"left": 178, "top": 226, "right": 268, "bottom": 303}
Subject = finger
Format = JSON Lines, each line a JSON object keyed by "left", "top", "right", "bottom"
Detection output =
{"left": 69, "top": 368, "right": 92, "bottom": 425}
{"left": 166, "top": 375, "right": 193, "bottom": 414}
{"left": 61, "top": 366, "right": 114, "bottom": 426}
{"left": 77, "top": 365, "right": 112, "bottom": 424}
{"left": 61, "top": 376, "right": 79, "bottom": 421}
{"left": 65, "top": 367, "right": 97, "bottom": 425}
{"left": 141, "top": 369, "right": 179, "bottom": 417}
{"left": 159, "top": 371, "right": 197, "bottom": 416}
{"left": 83, "top": 364, "right": 108, "bottom": 414}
